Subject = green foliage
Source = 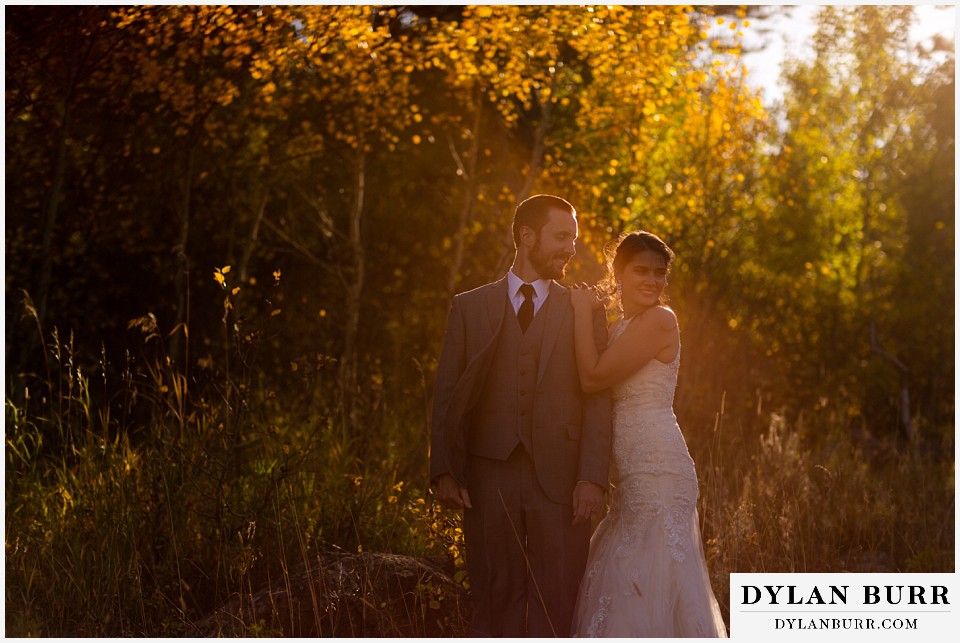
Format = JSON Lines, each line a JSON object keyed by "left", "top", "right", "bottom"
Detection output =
{"left": 4, "top": 4, "right": 954, "bottom": 636}
{"left": 5, "top": 292, "right": 445, "bottom": 636}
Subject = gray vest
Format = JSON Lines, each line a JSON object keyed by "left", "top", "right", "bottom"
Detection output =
{"left": 467, "top": 292, "right": 551, "bottom": 459}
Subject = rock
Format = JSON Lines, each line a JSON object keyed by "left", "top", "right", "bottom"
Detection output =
{"left": 191, "top": 551, "right": 469, "bottom": 637}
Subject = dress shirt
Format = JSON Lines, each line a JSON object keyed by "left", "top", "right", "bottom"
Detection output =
{"left": 507, "top": 270, "right": 551, "bottom": 317}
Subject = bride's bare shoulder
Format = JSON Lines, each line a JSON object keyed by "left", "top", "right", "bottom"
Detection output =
{"left": 638, "top": 305, "right": 677, "bottom": 328}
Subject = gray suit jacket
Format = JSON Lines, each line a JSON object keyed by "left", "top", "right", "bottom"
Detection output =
{"left": 430, "top": 276, "right": 612, "bottom": 504}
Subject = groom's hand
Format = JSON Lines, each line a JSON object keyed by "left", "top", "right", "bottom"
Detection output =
{"left": 436, "top": 474, "right": 473, "bottom": 510}
{"left": 572, "top": 480, "right": 604, "bottom": 525}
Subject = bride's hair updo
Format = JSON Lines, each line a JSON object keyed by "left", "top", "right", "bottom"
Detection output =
{"left": 600, "top": 231, "right": 676, "bottom": 310}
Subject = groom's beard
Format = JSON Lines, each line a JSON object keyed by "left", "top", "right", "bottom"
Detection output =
{"left": 530, "top": 238, "right": 573, "bottom": 281}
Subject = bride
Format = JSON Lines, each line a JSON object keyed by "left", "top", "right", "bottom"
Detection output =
{"left": 569, "top": 231, "right": 727, "bottom": 638}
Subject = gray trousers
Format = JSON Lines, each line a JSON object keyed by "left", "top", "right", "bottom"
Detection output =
{"left": 464, "top": 446, "right": 591, "bottom": 637}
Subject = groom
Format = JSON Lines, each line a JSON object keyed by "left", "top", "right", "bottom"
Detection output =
{"left": 430, "top": 194, "right": 612, "bottom": 637}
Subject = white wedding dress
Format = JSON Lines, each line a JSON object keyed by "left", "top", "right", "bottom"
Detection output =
{"left": 572, "top": 317, "right": 727, "bottom": 638}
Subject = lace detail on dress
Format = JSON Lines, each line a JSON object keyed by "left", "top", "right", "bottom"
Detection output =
{"left": 665, "top": 494, "right": 694, "bottom": 563}
{"left": 571, "top": 315, "right": 727, "bottom": 637}
{"left": 585, "top": 596, "right": 612, "bottom": 637}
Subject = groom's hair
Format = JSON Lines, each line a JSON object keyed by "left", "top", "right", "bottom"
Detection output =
{"left": 512, "top": 194, "right": 577, "bottom": 246}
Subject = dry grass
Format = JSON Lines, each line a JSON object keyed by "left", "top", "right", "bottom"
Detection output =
{"left": 5, "top": 313, "right": 953, "bottom": 636}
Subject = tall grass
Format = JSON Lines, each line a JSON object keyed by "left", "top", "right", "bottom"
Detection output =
{"left": 5, "top": 293, "right": 463, "bottom": 636}
{"left": 5, "top": 295, "right": 953, "bottom": 635}
{"left": 694, "top": 400, "right": 954, "bottom": 622}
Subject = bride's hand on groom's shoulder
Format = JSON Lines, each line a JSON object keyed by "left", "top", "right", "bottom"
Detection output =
{"left": 570, "top": 283, "right": 603, "bottom": 311}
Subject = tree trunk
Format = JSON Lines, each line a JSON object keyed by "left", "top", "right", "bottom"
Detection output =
{"left": 238, "top": 191, "right": 269, "bottom": 285}
{"left": 447, "top": 87, "right": 484, "bottom": 297}
{"left": 340, "top": 150, "right": 367, "bottom": 434}
{"left": 169, "top": 146, "right": 195, "bottom": 371}
{"left": 15, "top": 97, "right": 72, "bottom": 390}
{"left": 496, "top": 84, "right": 555, "bottom": 275}
{"left": 869, "top": 321, "right": 914, "bottom": 441}
{"left": 170, "top": 9, "right": 206, "bottom": 372}
{"left": 36, "top": 101, "right": 72, "bottom": 328}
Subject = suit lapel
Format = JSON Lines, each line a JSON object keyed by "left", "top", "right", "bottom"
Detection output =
{"left": 537, "top": 281, "right": 568, "bottom": 386}
{"left": 485, "top": 277, "right": 508, "bottom": 339}
{"left": 442, "top": 277, "right": 509, "bottom": 451}
{"left": 455, "top": 277, "right": 507, "bottom": 414}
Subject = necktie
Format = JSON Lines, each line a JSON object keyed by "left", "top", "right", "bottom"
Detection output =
{"left": 517, "top": 283, "right": 535, "bottom": 333}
